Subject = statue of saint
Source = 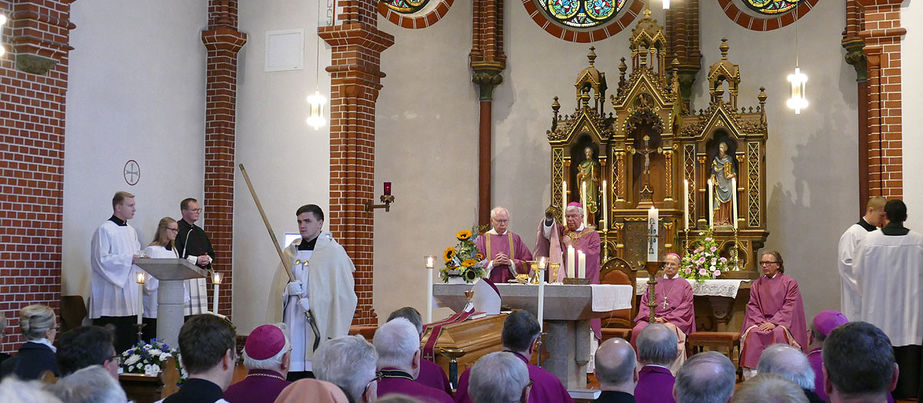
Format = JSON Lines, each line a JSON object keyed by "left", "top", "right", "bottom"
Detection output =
{"left": 711, "top": 141, "right": 737, "bottom": 226}
{"left": 576, "top": 146, "right": 600, "bottom": 224}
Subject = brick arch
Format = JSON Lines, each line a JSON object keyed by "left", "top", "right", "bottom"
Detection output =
{"left": 717, "top": 0, "right": 819, "bottom": 31}
{"left": 521, "top": 0, "right": 645, "bottom": 43}
{"left": 378, "top": 0, "right": 455, "bottom": 29}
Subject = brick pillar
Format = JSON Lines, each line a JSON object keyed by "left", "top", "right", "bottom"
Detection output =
{"left": 201, "top": 0, "right": 246, "bottom": 317}
{"left": 0, "top": 0, "right": 74, "bottom": 352}
{"left": 858, "top": 0, "right": 904, "bottom": 198}
{"left": 666, "top": 0, "right": 701, "bottom": 111}
{"left": 318, "top": 0, "right": 393, "bottom": 326}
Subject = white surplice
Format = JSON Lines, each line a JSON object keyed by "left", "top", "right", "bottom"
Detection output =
{"left": 855, "top": 229, "right": 923, "bottom": 347}
{"left": 89, "top": 220, "right": 142, "bottom": 318}
{"left": 837, "top": 223, "right": 872, "bottom": 320}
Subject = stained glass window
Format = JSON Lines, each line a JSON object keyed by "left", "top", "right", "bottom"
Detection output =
{"left": 541, "top": 0, "right": 625, "bottom": 28}
{"left": 744, "top": 0, "right": 802, "bottom": 15}
{"left": 382, "top": 0, "right": 429, "bottom": 14}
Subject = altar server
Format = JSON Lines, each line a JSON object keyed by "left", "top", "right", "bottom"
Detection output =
{"left": 855, "top": 199, "right": 923, "bottom": 399}
{"left": 282, "top": 204, "right": 357, "bottom": 380}
{"left": 175, "top": 198, "right": 212, "bottom": 317}
{"left": 139, "top": 217, "right": 181, "bottom": 341}
{"left": 475, "top": 206, "right": 533, "bottom": 283}
{"left": 89, "top": 191, "right": 142, "bottom": 353}
{"left": 631, "top": 253, "right": 695, "bottom": 371}
{"left": 836, "top": 196, "right": 886, "bottom": 320}
{"left": 739, "top": 250, "right": 807, "bottom": 378}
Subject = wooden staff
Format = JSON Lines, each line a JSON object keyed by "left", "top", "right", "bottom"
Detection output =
{"left": 239, "top": 163, "right": 294, "bottom": 282}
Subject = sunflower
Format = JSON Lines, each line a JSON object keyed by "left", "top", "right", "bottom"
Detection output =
{"left": 463, "top": 268, "right": 480, "bottom": 282}
{"left": 461, "top": 258, "right": 478, "bottom": 268}
{"left": 444, "top": 247, "right": 455, "bottom": 261}
{"left": 476, "top": 253, "right": 484, "bottom": 260}
{"left": 456, "top": 230, "right": 472, "bottom": 241}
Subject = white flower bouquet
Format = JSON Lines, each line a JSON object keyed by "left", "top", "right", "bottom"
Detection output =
{"left": 118, "top": 338, "right": 186, "bottom": 379}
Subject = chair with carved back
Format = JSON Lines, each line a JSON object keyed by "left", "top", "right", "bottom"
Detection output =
{"left": 598, "top": 257, "right": 637, "bottom": 341}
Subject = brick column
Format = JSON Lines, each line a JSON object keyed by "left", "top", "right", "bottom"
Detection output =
{"left": 666, "top": 0, "right": 701, "bottom": 111}
{"left": 201, "top": 0, "right": 246, "bottom": 317}
{"left": 318, "top": 0, "right": 393, "bottom": 326}
{"left": 0, "top": 0, "right": 74, "bottom": 352}
{"left": 857, "top": 0, "right": 904, "bottom": 198}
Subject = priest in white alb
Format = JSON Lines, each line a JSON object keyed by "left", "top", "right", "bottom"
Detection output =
{"left": 854, "top": 199, "right": 923, "bottom": 399}
{"left": 836, "top": 196, "right": 885, "bottom": 320}
{"left": 475, "top": 206, "right": 533, "bottom": 283}
{"left": 89, "top": 191, "right": 142, "bottom": 353}
{"left": 281, "top": 204, "right": 357, "bottom": 381}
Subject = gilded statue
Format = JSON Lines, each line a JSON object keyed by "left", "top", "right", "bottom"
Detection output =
{"left": 576, "top": 146, "right": 599, "bottom": 223}
{"left": 711, "top": 141, "right": 737, "bottom": 226}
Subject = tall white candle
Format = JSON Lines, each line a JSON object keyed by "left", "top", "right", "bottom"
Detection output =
{"left": 425, "top": 256, "right": 435, "bottom": 324}
{"left": 602, "top": 180, "right": 608, "bottom": 230}
{"left": 562, "top": 180, "right": 567, "bottom": 206}
{"left": 731, "top": 177, "right": 738, "bottom": 229}
{"left": 136, "top": 272, "right": 144, "bottom": 326}
{"left": 567, "top": 246, "right": 575, "bottom": 278}
{"left": 578, "top": 250, "right": 586, "bottom": 279}
{"left": 707, "top": 179, "right": 714, "bottom": 228}
{"left": 212, "top": 272, "right": 222, "bottom": 314}
{"left": 683, "top": 179, "right": 689, "bottom": 232}
{"left": 537, "top": 276, "right": 545, "bottom": 331}
{"left": 581, "top": 181, "right": 588, "bottom": 228}
{"left": 647, "top": 207, "right": 659, "bottom": 262}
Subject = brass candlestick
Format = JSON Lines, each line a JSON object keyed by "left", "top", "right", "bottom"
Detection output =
{"left": 645, "top": 261, "right": 661, "bottom": 323}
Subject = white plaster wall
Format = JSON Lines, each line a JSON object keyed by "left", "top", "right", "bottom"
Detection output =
{"left": 697, "top": 0, "right": 858, "bottom": 321}
{"left": 233, "top": 0, "right": 330, "bottom": 334}
{"left": 902, "top": 0, "right": 923, "bottom": 231}
{"left": 63, "top": 2, "right": 207, "bottom": 300}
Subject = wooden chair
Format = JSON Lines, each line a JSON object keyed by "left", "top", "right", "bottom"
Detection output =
{"left": 598, "top": 257, "right": 636, "bottom": 341}
{"left": 686, "top": 331, "right": 742, "bottom": 380}
{"left": 60, "top": 295, "right": 88, "bottom": 332}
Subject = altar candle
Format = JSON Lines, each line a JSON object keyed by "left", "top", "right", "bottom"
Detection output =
{"left": 707, "top": 179, "right": 714, "bottom": 228}
{"left": 425, "top": 255, "right": 435, "bottom": 324}
{"left": 578, "top": 250, "right": 586, "bottom": 279}
{"left": 537, "top": 274, "right": 545, "bottom": 331}
{"left": 581, "top": 181, "right": 588, "bottom": 228}
{"left": 567, "top": 246, "right": 575, "bottom": 278}
{"left": 731, "top": 177, "right": 738, "bottom": 229}
{"left": 602, "top": 180, "right": 608, "bottom": 231}
{"left": 647, "top": 206, "right": 659, "bottom": 262}
{"left": 136, "top": 272, "right": 145, "bottom": 325}
{"left": 212, "top": 272, "right": 223, "bottom": 313}
{"left": 562, "top": 180, "right": 567, "bottom": 206}
{"left": 683, "top": 179, "right": 689, "bottom": 232}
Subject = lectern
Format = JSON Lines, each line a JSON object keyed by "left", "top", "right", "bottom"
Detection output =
{"left": 134, "top": 258, "right": 207, "bottom": 348}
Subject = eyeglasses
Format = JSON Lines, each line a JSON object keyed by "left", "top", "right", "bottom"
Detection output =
{"left": 167, "top": 227, "right": 179, "bottom": 232}
{"left": 185, "top": 208, "right": 202, "bottom": 213}
{"left": 759, "top": 261, "right": 779, "bottom": 266}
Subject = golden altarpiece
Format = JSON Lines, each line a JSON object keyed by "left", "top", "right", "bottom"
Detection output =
{"left": 547, "top": 11, "right": 770, "bottom": 278}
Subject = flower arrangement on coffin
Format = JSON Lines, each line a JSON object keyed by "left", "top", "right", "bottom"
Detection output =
{"left": 680, "top": 229, "right": 730, "bottom": 282}
{"left": 119, "top": 339, "right": 187, "bottom": 380}
{"left": 440, "top": 227, "right": 487, "bottom": 283}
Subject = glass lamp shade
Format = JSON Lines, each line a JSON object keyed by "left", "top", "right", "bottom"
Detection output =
{"left": 306, "top": 90, "right": 328, "bottom": 130}
{"left": 786, "top": 67, "right": 808, "bottom": 114}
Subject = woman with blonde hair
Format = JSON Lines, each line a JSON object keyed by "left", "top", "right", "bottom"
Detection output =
{"left": 0, "top": 304, "right": 59, "bottom": 380}
{"left": 138, "top": 217, "right": 180, "bottom": 341}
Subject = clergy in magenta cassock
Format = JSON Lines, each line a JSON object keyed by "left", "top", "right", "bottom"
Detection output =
{"left": 632, "top": 253, "right": 695, "bottom": 369}
{"left": 534, "top": 202, "right": 602, "bottom": 339}
{"left": 739, "top": 250, "right": 807, "bottom": 371}
{"left": 475, "top": 207, "right": 533, "bottom": 283}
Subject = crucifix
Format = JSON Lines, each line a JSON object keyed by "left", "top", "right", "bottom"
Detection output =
{"left": 631, "top": 134, "right": 661, "bottom": 203}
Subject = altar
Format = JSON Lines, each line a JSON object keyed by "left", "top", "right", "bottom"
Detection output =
{"left": 433, "top": 283, "right": 633, "bottom": 389}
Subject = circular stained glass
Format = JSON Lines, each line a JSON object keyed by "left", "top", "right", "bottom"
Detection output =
{"left": 542, "top": 0, "right": 625, "bottom": 28}
{"left": 382, "top": 0, "right": 429, "bottom": 14}
{"left": 744, "top": 0, "right": 802, "bottom": 15}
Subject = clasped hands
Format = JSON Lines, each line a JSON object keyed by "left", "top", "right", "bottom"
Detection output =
{"left": 758, "top": 322, "right": 777, "bottom": 331}
{"left": 492, "top": 253, "right": 512, "bottom": 267}
{"left": 287, "top": 281, "right": 311, "bottom": 312}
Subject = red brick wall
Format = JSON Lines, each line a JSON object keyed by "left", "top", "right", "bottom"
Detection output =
{"left": 201, "top": 0, "right": 246, "bottom": 317}
{"left": 319, "top": 0, "right": 393, "bottom": 326}
{"left": 858, "top": 0, "right": 904, "bottom": 198}
{"left": 0, "top": 0, "right": 73, "bottom": 352}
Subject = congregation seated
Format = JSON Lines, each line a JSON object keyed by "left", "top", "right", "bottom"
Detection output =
{"left": 805, "top": 310, "right": 848, "bottom": 402}
{"left": 730, "top": 373, "right": 808, "bottom": 403}
{"left": 0, "top": 376, "right": 61, "bottom": 402}
{"left": 593, "top": 338, "right": 638, "bottom": 403}
{"left": 223, "top": 323, "right": 292, "bottom": 403}
{"left": 275, "top": 378, "right": 349, "bottom": 403}
{"left": 163, "top": 314, "right": 237, "bottom": 403}
{"left": 467, "top": 352, "right": 530, "bottom": 403}
{"left": 634, "top": 324, "right": 677, "bottom": 403}
{"left": 756, "top": 344, "right": 823, "bottom": 403}
{"left": 314, "top": 335, "right": 379, "bottom": 403}
{"left": 387, "top": 307, "right": 452, "bottom": 394}
{"left": 740, "top": 250, "right": 807, "bottom": 377}
{"left": 45, "top": 365, "right": 127, "bottom": 403}
{"left": 455, "top": 310, "right": 573, "bottom": 403}
{"left": 674, "top": 351, "right": 736, "bottom": 403}
{"left": 823, "top": 322, "right": 899, "bottom": 403}
{"left": 372, "top": 318, "right": 452, "bottom": 402}
{"left": 0, "top": 304, "right": 60, "bottom": 380}
{"left": 631, "top": 253, "right": 694, "bottom": 371}
{"left": 55, "top": 325, "right": 119, "bottom": 378}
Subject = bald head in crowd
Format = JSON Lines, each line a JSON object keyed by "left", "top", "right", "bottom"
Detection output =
{"left": 757, "top": 344, "right": 815, "bottom": 391}
{"left": 674, "top": 351, "right": 736, "bottom": 403}
{"left": 731, "top": 373, "right": 808, "bottom": 403}
{"left": 594, "top": 338, "right": 638, "bottom": 393}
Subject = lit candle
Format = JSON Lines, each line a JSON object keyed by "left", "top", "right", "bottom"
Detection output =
{"left": 212, "top": 272, "right": 223, "bottom": 313}
{"left": 707, "top": 178, "right": 714, "bottom": 228}
{"left": 731, "top": 177, "right": 738, "bottom": 229}
{"left": 567, "top": 246, "right": 575, "bottom": 279}
{"left": 537, "top": 271, "right": 545, "bottom": 331}
{"left": 647, "top": 206, "right": 659, "bottom": 262}
{"left": 577, "top": 250, "right": 586, "bottom": 279}
{"left": 384, "top": 181, "right": 392, "bottom": 196}
{"left": 136, "top": 272, "right": 145, "bottom": 325}
{"left": 562, "top": 180, "right": 567, "bottom": 206}
{"left": 602, "top": 180, "right": 608, "bottom": 231}
{"left": 425, "top": 255, "right": 435, "bottom": 324}
{"left": 581, "top": 181, "right": 588, "bottom": 228}
{"left": 683, "top": 179, "right": 689, "bottom": 232}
